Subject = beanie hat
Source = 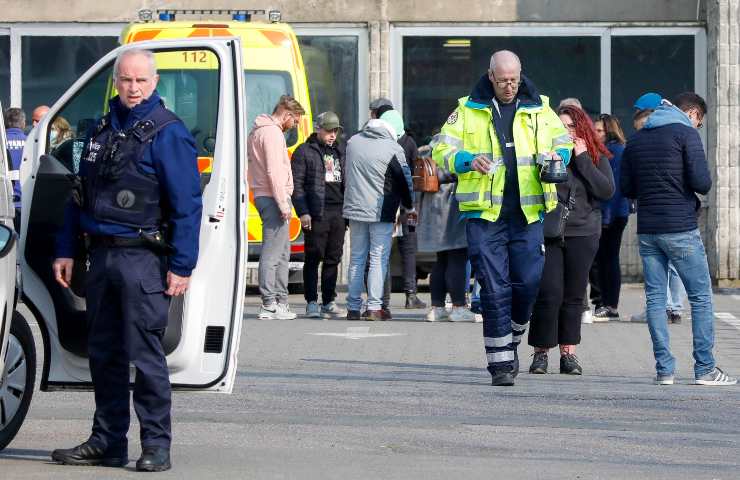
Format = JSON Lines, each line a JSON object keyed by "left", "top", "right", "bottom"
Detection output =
{"left": 379, "top": 110, "right": 404, "bottom": 140}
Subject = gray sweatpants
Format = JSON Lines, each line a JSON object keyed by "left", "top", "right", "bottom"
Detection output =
{"left": 255, "top": 196, "right": 291, "bottom": 306}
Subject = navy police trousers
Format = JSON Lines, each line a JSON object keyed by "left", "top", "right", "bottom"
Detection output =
{"left": 85, "top": 246, "right": 172, "bottom": 455}
{"left": 466, "top": 216, "right": 545, "bottom": 375}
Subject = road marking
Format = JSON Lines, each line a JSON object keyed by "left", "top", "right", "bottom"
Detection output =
{"left": 716, "top": 312, "right": 740, "bottom": 331}
{"left": 308, "top": 327, "right": 407, "bottom": 340}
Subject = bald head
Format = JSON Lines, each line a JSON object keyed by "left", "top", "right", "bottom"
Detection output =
{"left": 32, "top": 105, "right": 49, "bottom": 127}
{"left": 489, "top": 50, "right": 521, "bottom": 74}
{"left": 487, "top": 50, "right": 522, "bottom": 104}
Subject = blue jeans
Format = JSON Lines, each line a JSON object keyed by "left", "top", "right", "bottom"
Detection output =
{"left": 666, "top": 262, "right": 686, "bottom": 313}
{"left": 346, "top": 221, "right": 394, "bottom": 312}
{"left": 639, "top": 229, "right": 715, "bottom": 377}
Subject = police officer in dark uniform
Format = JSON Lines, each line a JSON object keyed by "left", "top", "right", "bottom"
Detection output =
{"left": 51, "top": 48, "right": 202, "bottom": 472}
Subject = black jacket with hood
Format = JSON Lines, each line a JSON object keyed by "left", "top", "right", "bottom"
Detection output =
{"left": 291, "top": 133, "right": 345, "bottom": 220}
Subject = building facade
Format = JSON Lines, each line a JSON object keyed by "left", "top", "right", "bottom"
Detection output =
{"left": 1, "top": 0, "right": 737, "bottom": 284}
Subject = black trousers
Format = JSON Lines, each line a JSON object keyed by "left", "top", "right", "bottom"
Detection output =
{"left": 86, "top": 246, "right": 172, "bottom": 454}
{"left": 380, "top": 225, "right": 417, "bottom": 308}
{"left": 596, "top": 216, "right": 628, "bottom": 308}
{"left": 303, "top": 207, "right": 346, "bottom": 304}
{"left": 529, "top": 234, "right": 600, "bottom": 349}
{"left": 430, "top": 248, "right": 468, "bottom": 307}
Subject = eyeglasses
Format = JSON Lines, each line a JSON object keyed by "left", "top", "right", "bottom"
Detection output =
{"left": 490, "top": 74, "right": 521, "bottom": 88}
{"left": 564, "top": 123, "right": 576, "bottom": 130}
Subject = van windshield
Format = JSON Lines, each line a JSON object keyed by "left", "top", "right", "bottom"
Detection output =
{"left": 155, "top": 68, "right": 295, "bottom": 156}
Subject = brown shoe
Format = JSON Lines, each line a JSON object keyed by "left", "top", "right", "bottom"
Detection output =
{"left": 346, "top": 310, "right": 362, "bottom": 320}
{"left": 364, "top": 310, "right": 384, "bottom": 321}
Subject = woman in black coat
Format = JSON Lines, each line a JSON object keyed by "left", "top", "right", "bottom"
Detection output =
{"left": 527, "top": 105, "right": 615, "bottom": 375}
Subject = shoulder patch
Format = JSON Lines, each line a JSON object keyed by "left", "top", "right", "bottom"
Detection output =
{"left": 446, "top": 112, "right": 459, "bottom": 125}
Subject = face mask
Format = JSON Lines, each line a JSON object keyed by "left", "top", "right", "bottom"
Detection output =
{"left": 50, "top": 130, "right": 58, "bottom": 144}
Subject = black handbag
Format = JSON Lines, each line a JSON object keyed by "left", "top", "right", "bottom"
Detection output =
{"left": 543, "top": 184, "right": 575, "bottom": 241}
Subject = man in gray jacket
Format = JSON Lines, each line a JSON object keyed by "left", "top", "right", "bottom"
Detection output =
{"left": 344, "top": 109, "right": 415, "bottom": 320}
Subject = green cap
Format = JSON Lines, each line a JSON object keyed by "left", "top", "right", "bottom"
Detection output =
{"left": 316, "top": 111, "right": 342, "bottom": 131}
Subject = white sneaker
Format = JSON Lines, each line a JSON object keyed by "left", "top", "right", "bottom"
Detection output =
{"left": 321, "top": 302, "right": 347, "bottom": 318}
{"left": 581, "top": 310, "right": 593, "bottom": 324}
{"left": 474, "top": 313, "right": 483, "bottom": 323}
{"left": 305, "top": 302, "right": 321, "bottom": 318}
{"left": 449, "top": 306, "right": 476, "bottom": 322}
{"left": 258, "top": 304, "right": 277, "bottom": 319}
{"left": 426, "top": 307, "right": 450, "bottom": 322}
{"left": 275, "top": 303, "right": 297, "bottom": 320}
{"left": 655, "top": 374, "right": 675, "bottom": 385}
{"left": 695, "top": 367, "right": 737, "bottom": 386}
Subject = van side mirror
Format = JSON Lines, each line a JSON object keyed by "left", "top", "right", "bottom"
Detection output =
{"left": 0, "top": 224, "right": 16, "bottom": 258}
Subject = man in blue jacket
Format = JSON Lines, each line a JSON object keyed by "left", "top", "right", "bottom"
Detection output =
{"left": 51, "top": 49, "right": 203, "bottom": 471}
{"left": 4, "top": 107, "right": 26, "bottom": 232}
{"left": 621, "top": 92, "right": 736, "bottom": 386}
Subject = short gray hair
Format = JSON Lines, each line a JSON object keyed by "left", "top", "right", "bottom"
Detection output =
{"left": 113, "top": 48, "right": 157, "bottom": 78}
{"left": 489, "top": 50, "right": 521, "bottom": 73}
{"left": 558, "top": 97, "right": 583, "bottom": 110}
{"left": 4, "top": 107, "right": 26, "bottom": 129}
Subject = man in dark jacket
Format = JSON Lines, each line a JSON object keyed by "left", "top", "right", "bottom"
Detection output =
{"left": 291, "top": 111, "right": 347, "bottom": 318}
{"left": 370, "top": 99, "right": 426, "bottom": 312}
{"left": 621, "top": 92, "right": 736, "bottom": 386}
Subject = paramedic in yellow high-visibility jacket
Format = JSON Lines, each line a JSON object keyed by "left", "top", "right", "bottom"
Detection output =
{"left": 431, "top": 50, "right": 573, "bottom": 387}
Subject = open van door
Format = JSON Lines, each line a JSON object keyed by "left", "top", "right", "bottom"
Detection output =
{"left": 0, "top": 102, "right": 15, "bottom": 381}
{"left": 18, "top": 38, "right": 247, "bottom": 393}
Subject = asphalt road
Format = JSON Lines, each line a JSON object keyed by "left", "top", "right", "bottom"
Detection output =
{"left": 2, "top": 285, "right": 740, "bottom": 479}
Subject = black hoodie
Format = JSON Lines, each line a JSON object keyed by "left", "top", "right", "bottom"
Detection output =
{"left": 468, "top": 74, "right": 543, "bottom": 221}
{"left": 291, "top": 133, "right": 345, "bottom": 219}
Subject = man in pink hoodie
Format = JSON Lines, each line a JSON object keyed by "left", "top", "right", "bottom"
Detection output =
{"left": 248, "top": 95, "right": 306, "bottom": 319}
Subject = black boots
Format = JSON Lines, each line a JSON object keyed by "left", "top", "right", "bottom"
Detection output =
{"left": 405, "top": 293, "right": 427, "bottom": 309}
{"left": 136, "top": 446, "right": 172, "bottom": 472}
{"left": 51, "top": 441, "right": 127, "bottom": 468}
{"left": 529, "top": 351, "right": 548, "bottom": 374}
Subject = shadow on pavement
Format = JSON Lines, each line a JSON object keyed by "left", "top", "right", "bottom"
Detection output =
{"left": 0, "top": 448, "right": 52, "bottom": 463}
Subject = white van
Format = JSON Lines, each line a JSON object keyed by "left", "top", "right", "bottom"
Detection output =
{"left": 0, "top": 37, "right": 249, "bottom": 451}
{"left": 0, "top": 101, "right": 28, "bottom": 450}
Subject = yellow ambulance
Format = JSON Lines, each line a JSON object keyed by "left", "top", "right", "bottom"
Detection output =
{"left": 121, "top": 9, "right": 311, "bottom": 276}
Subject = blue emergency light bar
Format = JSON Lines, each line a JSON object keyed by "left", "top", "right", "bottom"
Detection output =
{"left": 139, "top": 9, "right": 275, "bottom": 23}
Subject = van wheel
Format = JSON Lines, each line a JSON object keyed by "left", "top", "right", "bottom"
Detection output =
{"left": 0, "top": 311, "right": 36, "bottom": 451}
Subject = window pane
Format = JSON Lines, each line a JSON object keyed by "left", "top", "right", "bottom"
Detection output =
{"left": 22, "top": 36, "right": 118, "bottom": 116}
{"left": 244, "top": 70, "right": 295, "bottom": 145}
{"left": 611, "top": 36, "right": 694, "bottom": 136}
{"left": 298, "top": 35, "right": 359, "bottom": 134}
{"left": 0, "top": 36, "right": 9, "bottom": 109}
{"left": 47, "top": 62, "right": 114, "bottom": 173}
{"left": 403, "top": 36, "right": 600, "bottom": 144}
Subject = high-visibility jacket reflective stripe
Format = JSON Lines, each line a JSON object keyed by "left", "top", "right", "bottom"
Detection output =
{"left": 432, "top": 94, "right": 573, "bottom": 224}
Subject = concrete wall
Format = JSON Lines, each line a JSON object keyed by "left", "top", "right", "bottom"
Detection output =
{"left": 706, "top": 0, "right": 740, "bottom": 286}
{"left": 0, "top": 0, "right": 704, "bottom": 23}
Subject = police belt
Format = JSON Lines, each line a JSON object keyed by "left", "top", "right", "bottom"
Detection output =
{"left": 88, "top": 235, "right": 150, "bottom": 250}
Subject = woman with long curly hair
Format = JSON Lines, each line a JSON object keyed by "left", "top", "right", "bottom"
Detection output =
{"left": 527, "top": 105, "right": 615, "bottom": 375}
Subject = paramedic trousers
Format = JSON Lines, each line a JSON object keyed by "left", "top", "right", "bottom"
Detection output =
{"left": 466, "top": 216, "right": 544, "bottom": 376}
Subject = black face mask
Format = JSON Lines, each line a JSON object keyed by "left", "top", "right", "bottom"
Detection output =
{"left": 284, "top": 127, "right": 298, "bottom": 146}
